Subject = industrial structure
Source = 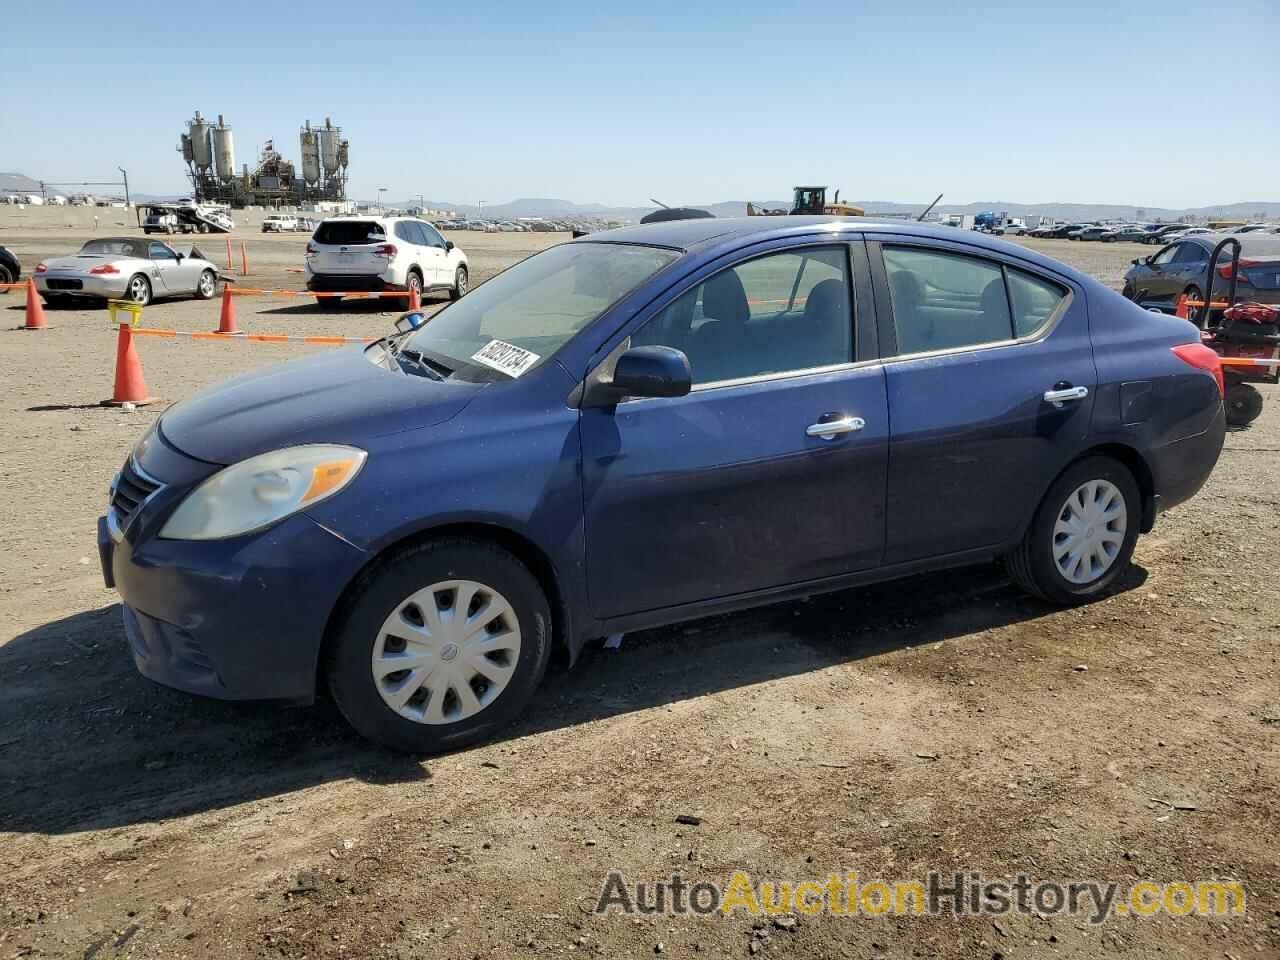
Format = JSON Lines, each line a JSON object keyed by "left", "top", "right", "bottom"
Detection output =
{"left": 179, "top": 111, "right": 349, "bottom": 209}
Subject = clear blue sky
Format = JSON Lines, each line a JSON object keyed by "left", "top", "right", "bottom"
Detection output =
{"left": 3, "top": 0, "right": 1276, "bottom": 208}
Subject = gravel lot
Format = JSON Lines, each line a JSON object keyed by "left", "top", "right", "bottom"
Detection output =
{"left": 1, "top": 208, "right": 1276, "bottom": 959}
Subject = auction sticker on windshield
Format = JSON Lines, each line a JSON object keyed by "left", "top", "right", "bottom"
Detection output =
{"left": 470, "top": 339, "right": 541, "bottom": 378}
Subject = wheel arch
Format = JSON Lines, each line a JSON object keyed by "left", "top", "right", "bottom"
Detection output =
{"left": 1046, "top": 443, "right": 1156, "bottom": 535}
{"left": 315, "top": 520, "right": 571, "bottom": 697}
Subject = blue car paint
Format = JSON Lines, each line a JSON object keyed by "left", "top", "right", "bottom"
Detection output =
{"left": 100, "top": 217, "right": 1226, "bottom": 703}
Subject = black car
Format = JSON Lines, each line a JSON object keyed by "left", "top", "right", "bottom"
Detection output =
{"left": 0, "top": 245, "right": 20, "bottom": 286}
{"left": 1143, "top": 224, "right": 1189, "bottom": 245}
{"left": 1122, "top": 232, "right": 1280, "bottom": 312}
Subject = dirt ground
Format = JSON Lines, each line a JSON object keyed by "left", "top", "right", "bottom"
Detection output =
{"left": 0, "top": 208, "right": 1276, "bottom": 960}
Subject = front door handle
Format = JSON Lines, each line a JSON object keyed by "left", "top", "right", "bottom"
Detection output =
{"left": 1043, "top": 385, "right": 1089, "bottom": 406}
{"left": 806, "top": 415, "right": 865, "bottom": 440}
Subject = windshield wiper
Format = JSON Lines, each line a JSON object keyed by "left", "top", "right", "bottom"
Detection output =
{"left": 397, "top": 348, "right": 454, "bottom": 381}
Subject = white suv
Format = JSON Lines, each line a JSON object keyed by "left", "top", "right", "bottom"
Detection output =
{"left": 263, "top": 215, "right": 299, "bottom": 233}
{"left": 305, "top": 216, "right": 469, "bottom": 301}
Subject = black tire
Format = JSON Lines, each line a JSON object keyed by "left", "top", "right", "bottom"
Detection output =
{"left": 126, "top": 273, "right": 151, "bottom": 306}
{"left": 1184, "top": 285, "right": 1202, "bottom": 310}
{"left": 450, "top": 265, "right": 468, "bottom": 301}
{"left": 0, "top": 265, "right": 13, "bottom": 286}
{"left": 406, "top": 269, "right": 423, "bottom": 301}
{"left": 1121, "top": 282, "right": 1136, "bottom": 301}
{"left": 1006, "top": 455, "right": 1141, "bottom": 605}
{"left": 1224, "top": 382, "right": 1263, "bottom": 426}
{"left": 325, "top": 538, "right": 552, "bottom": 753}
{"left": 195, "top": 269, "right": 217, "bottom": 301}
{"left": 199, "top": 224, "right": 210, "bottom": 234}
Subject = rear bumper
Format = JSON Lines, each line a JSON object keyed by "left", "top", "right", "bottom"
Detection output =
{"left": 1149, "top": 402, "right": 1227, "bottom": 515}
{"left": 35, "top": 274, "right": 128, "bottom": 298}
{"left": 306, "top": 272, "right": 402, "bottom": 292}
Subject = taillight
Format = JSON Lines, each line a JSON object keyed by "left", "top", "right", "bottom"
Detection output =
{"left": 1217, "top": 258, "right": 1258, "bottom": 281}
{"left": 305, "top": 242, "right": 317, "bottom": 257}
{"left": 89, "top": 264, "right": 120, "bottom": 275}
{"left": 374, "top": 244, "right": 398, "bottom": 259}
{"left": 1171, "top": 342, "right": 1225, "bottom": 397}
{"left": 35, "top": 263, "right": 47, "bottom": 273}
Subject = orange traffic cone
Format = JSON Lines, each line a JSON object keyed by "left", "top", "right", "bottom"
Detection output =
{"left": 104, "top": 323, "right": 156, "bottom": 406}
{"left": 23, "top": 279, "right": 47, "bottom": 330}
{"left": 215, "top": 284, "right": 240, "bottom": 334}
{"left": 407, "top": 284, "right": 421, "bottom": 311}
{"left": 1175, "top": 294, "right": 1189, "bottom": 320}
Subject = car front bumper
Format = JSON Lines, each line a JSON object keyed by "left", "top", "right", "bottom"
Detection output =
{"left": 35, "top": 273, "right": 130, "bottom": 299}
{"left": 99, "top": 510, "right": 368, "bottom": 701}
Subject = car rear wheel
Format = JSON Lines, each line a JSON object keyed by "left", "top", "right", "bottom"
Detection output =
{"left": 1224, "top": 381, "right": 1263, "bottom": 426}
{"left": 406, "top": 270, "right": 423, "bottom": 301}
{"left": 450, "top": 265, "right": 468, "bottom": 301}
{"left": 325, "top": 538, "right": 552, "bottom": 753}
{"left": 127, "top": 274, "right": 151, "bottom": 306}
{"left": 195, "top": 269, "right": 217, "bottom": 300}
{"left": 1007, "top": 456, "right": 1140, "bottom": 604}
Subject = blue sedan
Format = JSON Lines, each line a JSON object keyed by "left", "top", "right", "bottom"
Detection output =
{"left": 99, "top": 217, "right": 1227, "bottom": 752}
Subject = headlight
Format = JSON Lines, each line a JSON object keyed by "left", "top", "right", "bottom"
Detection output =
{"left": 160, "top": 444, "right": 366, "bottom": 541}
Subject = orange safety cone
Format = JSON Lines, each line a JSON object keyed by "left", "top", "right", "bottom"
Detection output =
{"left": 215, "top": 284, "right": 240, "bottom": 334}
{"left": 1174, "top": 294, "right": 1189, "bottom": 320}
{"left": 23, "top": 279, "right": 47, "bottom": 330}
{"left": 225, "top": 236, "right": 233, "bottom": 271}
{"left": 407, "top": 284, "right": 421, "bottom": 311}
{"left": 240, "top": 242, "right": 249, "bottom": 276}
{"left": 104, "top": 323, "right": 156, "bottom": 406}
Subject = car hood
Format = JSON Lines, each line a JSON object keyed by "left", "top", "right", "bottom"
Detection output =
{"left": 159, "top": 345, "right": 483, "bottom": 465}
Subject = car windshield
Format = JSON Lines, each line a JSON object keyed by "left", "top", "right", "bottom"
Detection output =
{"left": 401, "top": 241, "right": 679, "bottom": 382}
{"left": 80, "top": 239, "right": 145, "bottom": 257}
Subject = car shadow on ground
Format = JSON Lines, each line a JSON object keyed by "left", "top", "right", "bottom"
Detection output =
{"left": 1, "top": 562, "right": 1146, "bottom": 836}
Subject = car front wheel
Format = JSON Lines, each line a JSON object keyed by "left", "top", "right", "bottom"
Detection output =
{"left": 326, "top": 538, "right": 552, "bottom": 753}
{"left": 1007, "top": 456, "right": 1140, "bottom": 604}
{"left": 195, "top": 269, "right": 217, "bottom": 300}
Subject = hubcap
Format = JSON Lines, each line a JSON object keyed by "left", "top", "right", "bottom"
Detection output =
{"left": 457, "top": 270, "right": 467, "bottom": 294}
{"left": 372, "top": 579, "right": 521, "bottom": 725}
{"left": 1053, "top": 479, "right": 1127, "bottom": 584}
{"left": 200, "top": 274, "right": 214, "bottom": 295}
{"left": 131, "top": 278, "right": 147, "bottom": 302}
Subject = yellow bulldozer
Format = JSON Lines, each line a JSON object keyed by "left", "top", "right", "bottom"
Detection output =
{"left": 747, "top": 186, "right": 864, "bottom": 218}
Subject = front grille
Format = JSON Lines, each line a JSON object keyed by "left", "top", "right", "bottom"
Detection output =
{"left": 111, "top": 458, "right": 162, "bottom": 530}
{"left": 46, "top": 278, "right": 83, "bottom": 290}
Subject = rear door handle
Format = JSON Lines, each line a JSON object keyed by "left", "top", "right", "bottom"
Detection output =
{"left": 1043, "top": 385, "right": 1089, "bottom": 405}
{"left": 806, "top": 415, "right": 865, "bottom": 440}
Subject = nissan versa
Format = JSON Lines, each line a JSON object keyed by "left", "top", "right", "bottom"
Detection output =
{"left": 99, "top": 218, "right": 1226, "bottom": 752}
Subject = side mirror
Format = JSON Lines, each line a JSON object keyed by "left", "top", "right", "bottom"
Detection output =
{"left": 445, "top": 240, "right": 455, "bottom": 252}
{"left": 584, "top": 346, "right": 692, "bottom": 406}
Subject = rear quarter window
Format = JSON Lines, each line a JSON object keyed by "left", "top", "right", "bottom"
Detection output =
{"left": 314, "top": 221, "right": 386, "bottom": 245}
{"left": 1007, "top": 268, "right": 1068, "bottom": 337}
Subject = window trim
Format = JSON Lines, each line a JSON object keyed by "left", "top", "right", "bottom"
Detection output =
{"left": 867, "top": 237, "right": 1076, "bottom": 363}
{"left": 586, "top": 240, "right": 866, "bottom": 399}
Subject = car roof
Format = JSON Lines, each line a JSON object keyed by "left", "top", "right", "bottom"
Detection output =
{"left": 574, "top": 216, "right": 1096, "bottom": 285}
{"left": 1183, "top": 232, "right": 1280, "bottom": 255}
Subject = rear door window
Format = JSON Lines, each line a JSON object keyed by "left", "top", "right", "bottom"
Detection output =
{"left": 883, "top": 247, "right": 1012, "bottom": 353}
{"left": 1006, "top": 268, "right": 1068, "bottom": 337}
{"left": 395, "top": 221, "right": 422, "bottom": 245}
{"left": 1173, "top": 243, "right": 1208, "bottom": 265}
{"left": 314, "top": 220, "right": 386, "bottom": 245}
{"left": 420, "top": 222, "right": 446, "bottom": 248}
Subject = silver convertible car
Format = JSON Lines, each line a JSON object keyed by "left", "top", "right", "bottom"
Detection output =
{"left": 35, "top": 237, "right": 221, "bottom": 307}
